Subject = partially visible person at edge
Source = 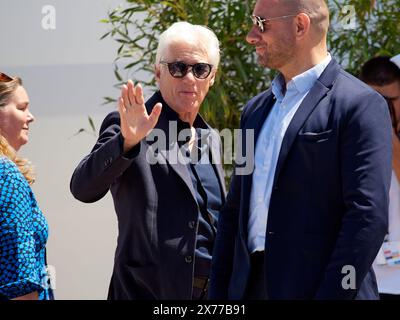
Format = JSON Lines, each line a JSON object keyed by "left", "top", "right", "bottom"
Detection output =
{"left": 209, "top": 0, "right": 392, "bottom": 300}
{"left": 361, "top": 57, "right": 400, "bottom": 139}
{"left": 391, "top": 54, "right": 400, "bottom": 70}
{"left": 0, "top": 72, "right": 54, "bottom": 300}
{"left": 70, "top": 22, "right": 226, "bottom": 300}
{"left": 360, "top": 56, "right": 400, "bottom": 300}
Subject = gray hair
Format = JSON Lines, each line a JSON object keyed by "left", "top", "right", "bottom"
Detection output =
{"left": 155, "top": 21, "right": 220, "bottom": 68}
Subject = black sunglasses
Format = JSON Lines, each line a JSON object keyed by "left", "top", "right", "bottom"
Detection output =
{"left": 0, "top": 72, "right": 13, "bottom": 82}
{"left": 160, "top": 61, "right": 213, "bottom": 79}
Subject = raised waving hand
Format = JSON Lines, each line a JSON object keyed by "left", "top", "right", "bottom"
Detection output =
{"left": 118, "top": 80, "right": 162, "bottom": 153}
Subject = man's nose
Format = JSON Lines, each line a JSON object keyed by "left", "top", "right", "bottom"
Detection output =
{"left": 246, "top": 26, "right": 260, "bottom": 45}
{"left": 183, "top": 68, "right": 196, "bottom": 82}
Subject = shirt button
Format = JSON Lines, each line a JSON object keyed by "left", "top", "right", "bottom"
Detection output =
{"left": 188, "top": 221, "right": 196, "bottom": 229}
{"left": 185, "top": 255, "right": 193, "bottom": 264}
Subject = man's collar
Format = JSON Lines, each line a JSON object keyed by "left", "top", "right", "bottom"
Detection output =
{"left": 290, "top": 53, "right": 332, "bottom": 94}
{"left": 271, "top": 53, "right": 332, "bottom": 100}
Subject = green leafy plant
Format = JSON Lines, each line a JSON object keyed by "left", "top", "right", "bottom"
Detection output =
{"left": 327, "top": 0, "right": 400, "bottom": 76}
{"left": 101, "top": 0, "right": 399, "bottom": 130}
{"left": 97, "top": 0, "right": 399, "bottom": 180}
{"left": 101, "top": 0, "right": 267, "bottom": 131}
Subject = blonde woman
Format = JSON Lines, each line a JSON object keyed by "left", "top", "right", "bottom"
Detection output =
{"left": 0, "top": 72, "right": 53, "bottom": 300}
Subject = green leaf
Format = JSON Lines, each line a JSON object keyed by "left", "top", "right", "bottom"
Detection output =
{"left": 88, "top": 116, "right": 96, "bottom": 133}
{"left": 103, "top": 97, "right": 117, "bottom": 105}
{"left": 99, "top": 31, "right": 111, "bottom": 40}
{"left": 114, "top": 67, "right": 123, "bottom": 81}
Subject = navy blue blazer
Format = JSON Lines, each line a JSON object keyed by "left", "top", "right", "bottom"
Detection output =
{"left": 209, "top": 59, "right": 392, "bottom": 300}
{"left": 70, "top": 91, "right": 226, "bottom": 299}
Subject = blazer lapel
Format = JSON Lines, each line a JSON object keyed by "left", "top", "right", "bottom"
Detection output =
{"left": 146, "top": 94, "right": 198, "bottom": 203}
{"left": 272, "top": 59, "right": 341, "bottom": 186}
{"left": 207, "top": 130, "right": 227, "bottom": 197}
{"left": 245, "top": 90, "right": 276, "bottom": 146}
{"left": 164, "top": 143, "right": 198, "bottom": 202}
{"left": 240, "top": 91, "right": 276, "bottom": 230}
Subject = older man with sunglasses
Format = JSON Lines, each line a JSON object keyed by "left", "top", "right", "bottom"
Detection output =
{"left": 210, "top": 0, "right": 392, "bottom": 300}
{"left": 70, "top": 22, "right": 226, "bottom": 300}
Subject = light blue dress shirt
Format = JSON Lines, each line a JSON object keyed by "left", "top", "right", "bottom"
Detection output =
{"left": 248, "top": 54, "right": 332, "bottom": 253}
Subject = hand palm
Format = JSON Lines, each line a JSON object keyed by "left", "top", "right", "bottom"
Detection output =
{"left": 118, "top": 80, "right": 162, "bottom": 150}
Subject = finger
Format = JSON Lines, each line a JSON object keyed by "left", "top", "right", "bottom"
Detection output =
{"left": 148, "top": 103, "right": 162, "bottom": 127}
{"left": 127, "top": 80, "right": 136, "bottom": 107}
{"left": 134, "top": 83, "right": 145, "bottom": 105}
{"left": 121, "top": 85, "right": 130, "bottom": 108}
{"left": 118, "top": 97, "right": 126, "bottom": 121}
{"left": 118, "top": 97, "right": 126, "bottom": 112}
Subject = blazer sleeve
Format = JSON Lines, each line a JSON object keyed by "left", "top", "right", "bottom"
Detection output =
{"left": 0, "top": 159, "right": 43, "bottom": 299}
{"left": 70, "top": 111, "right": 141, "bottom": 203}
{"left": 314, "top": 92, "right": 392, "bottom": 299}
{"left": 209, "top": 105, "right": 253, "bottom": 299}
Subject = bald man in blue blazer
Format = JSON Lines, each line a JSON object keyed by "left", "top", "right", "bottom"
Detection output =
{"left": 210, "top": 0, "right": 392, "bottom": 300}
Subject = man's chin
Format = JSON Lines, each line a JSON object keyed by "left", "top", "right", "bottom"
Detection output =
{"left": 257, "top": 57, "right": 271, "bottom": 68}
{"left": 172, "top": 102, "right": 200, "bottom": 116}
{"left": 181, "top": 101, "right": 199, "bottom": 110}
{"left": 258, "top": 56, "right": 281, "bottom": 70}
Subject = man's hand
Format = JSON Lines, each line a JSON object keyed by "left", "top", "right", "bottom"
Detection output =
{"left": 118, "top": 80, "right": 162, "bottom": 153}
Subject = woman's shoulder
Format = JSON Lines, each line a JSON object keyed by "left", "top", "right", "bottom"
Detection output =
{"left": 0, "top": 156, "right": 26, "bottom": 184}
{"left": 0, "top": 156, "right": 36, "bottom": 213}
{"left": 0, "top": 156, "right": 19, "bottom": 174}
{"left": 0, "top": 155, "right": 23, "bottom": 174}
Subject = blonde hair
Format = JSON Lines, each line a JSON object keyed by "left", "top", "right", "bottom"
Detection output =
{"left": 0, "top": 75, "right": 35, "bottom": 184}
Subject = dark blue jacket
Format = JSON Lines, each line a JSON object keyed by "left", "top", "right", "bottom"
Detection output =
{"left": 209, "top": 59, "right": 392, "bottom": 300}
{"left": 70, "top": 91, "right": 226, "bottom": 299}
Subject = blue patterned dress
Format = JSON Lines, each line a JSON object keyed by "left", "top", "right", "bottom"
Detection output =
{"left": 0, "top": 156, "right": 53, "bottom": 300}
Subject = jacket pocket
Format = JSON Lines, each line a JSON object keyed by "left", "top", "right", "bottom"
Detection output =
{"left": 297, "top": 129, "right": 332, "bottom": 142}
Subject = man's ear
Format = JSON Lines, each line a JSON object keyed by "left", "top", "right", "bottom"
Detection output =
{"left": 154, "top": 64, "right": 161, "bottom": 83}
{"left": 295, "top": 13, "right": 310, "bottom": 38}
